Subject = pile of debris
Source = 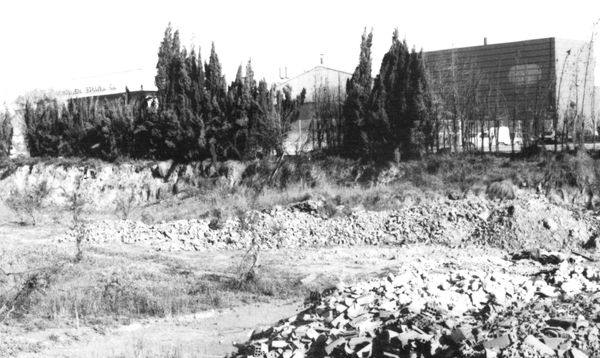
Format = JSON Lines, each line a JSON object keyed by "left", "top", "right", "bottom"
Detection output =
{"left": 55, "top": 200, "right": 484, "bottom": 251}
{"left": 232, "top": 255, "right": 600, "bottom": 358}
{"left": 56, "top": 194, "right": 597, "bottom": 253}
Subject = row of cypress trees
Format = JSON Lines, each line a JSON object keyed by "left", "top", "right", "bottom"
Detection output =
{"left": 342, "top": 28, "right": 432, "bottom": 160}
{"left": 21, "top": 24, "right": 305, "bottom": 162}
{"left": 20, "top": 25, "right": 431, "bottom": 162}
{"left": 150, "top": 24, "right": 305, "bottom": 161}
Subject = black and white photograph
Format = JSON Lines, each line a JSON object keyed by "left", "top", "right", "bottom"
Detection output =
{"left": 1, "top": 1, "right": 600, "bottom": 357}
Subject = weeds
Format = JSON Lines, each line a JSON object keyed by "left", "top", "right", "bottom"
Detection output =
{"left": 540, "top": 151, "right": 599, "bottom": 196}
{"left": 110, "top": 344, "right": 204, "bottom": 358}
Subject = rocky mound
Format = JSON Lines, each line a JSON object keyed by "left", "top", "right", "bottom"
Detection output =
{"left": 57, "top": 192, "right": 599, "bottom": 253}
{"left": 232, "top": 255, "right": 600, "bottom": 358}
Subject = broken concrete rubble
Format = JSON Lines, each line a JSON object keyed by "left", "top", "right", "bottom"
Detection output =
{"left": 56, "top": 192, "right": 598, "bottom": 255}
{"left": 232, "top": 259, "right": 600, "bottom": 358}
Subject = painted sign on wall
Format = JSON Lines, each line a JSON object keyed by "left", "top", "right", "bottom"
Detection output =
{"left": 57, "top": 84, "right": 117, "bottom": 97}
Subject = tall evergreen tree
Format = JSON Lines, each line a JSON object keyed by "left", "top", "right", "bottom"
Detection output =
{"left": 244, "top": 60, "right": 261, "bottom": 158}
{"left": 0, "top": 107, "right": 13, "bottom": 157}
{"left": 204, "top": 42, "right": 228, "bottom": 161}
{"left": 368, "top": 29, "right": 431, "bottom": 159}
{"left": 188, "top": 46, "right": 207, "bottom": 151}
{"left": 155, "top": 23, "right": 174, "bottom": 110}
{"left": 406, "top": 48, "right": 432, "bottom": 157}
{"left": 343, "top": 28, "right": 373, "bottom": 157}
{"left": 205, "top": 42, "right": 227, "bottom": 118}
{"left": 224, "top": 64, "right": 247, "bottom": 158}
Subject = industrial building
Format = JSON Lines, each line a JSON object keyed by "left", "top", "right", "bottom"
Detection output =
{"left": 277, "top": 65, "right": 352, "bottom": 154}
{"left": 423, "top": 37, "right": 598, "bottom": 146}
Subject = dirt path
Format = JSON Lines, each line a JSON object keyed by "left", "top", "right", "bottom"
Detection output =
{"left": 16, "top": 300, "right": 299, "bottom": 358}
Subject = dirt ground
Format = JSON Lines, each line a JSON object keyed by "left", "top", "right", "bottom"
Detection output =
{"left": 2, "top": 221, "right": 546, "bottom": 358}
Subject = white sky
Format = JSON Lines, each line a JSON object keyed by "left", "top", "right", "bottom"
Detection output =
{"left": 1, "top": 0, "right": 599, "bottom": 106}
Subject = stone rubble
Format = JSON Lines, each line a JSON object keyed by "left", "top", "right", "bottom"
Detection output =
{"left": 232, "top": 257, "right": 600, "bottom": 358}
{"left": 56, "top": 193, "right": 598, "bottom": 254}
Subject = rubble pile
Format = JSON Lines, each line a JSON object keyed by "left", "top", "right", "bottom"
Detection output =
{"left": 56, "top": 199, "right": 483, "bottom": 251}
{"left": 57, "top": 193, "right": 597, "bottom": 253}
{"left": 233, "top": 257, "right": 600, "bottom": 358}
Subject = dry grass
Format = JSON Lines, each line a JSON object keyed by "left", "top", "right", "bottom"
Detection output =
{"left": 93, "top": 151, "right": 600, "bottom": 225}
{"left": 0, "top": 238, "right": 315, "bottom": 331}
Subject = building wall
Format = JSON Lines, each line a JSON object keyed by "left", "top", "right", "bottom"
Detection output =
{"left": 424, "top": 38, "right": 556, "bottom": 133}
{"left": 54, "top": 68, "right": 157, "bottom": 102}
{"left": 424, "top": 37, "right": 596, "bottom": 140}
{"left": 283, "top": 104, "right": 314, "bottom": 154}
{"left": 279, "top": 66, "right": 350, "bottom": 154}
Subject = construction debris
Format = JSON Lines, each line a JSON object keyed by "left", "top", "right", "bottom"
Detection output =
{"left": 56, "top": 193, "right": 598, "bottom": 254}
{"left": 232, "top": 260, "right": 600, "bottom": 358}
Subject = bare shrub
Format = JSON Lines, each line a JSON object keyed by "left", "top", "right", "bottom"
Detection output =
{"left": 5, "top": 180, "right": 50, "bottom": 225}
{"left": 114, "top": 185, "right": 137, "bottom": 220}
{"left": 235, "top": 237, "right": 261, "bottom": 288}
{"left": 60, "top": 175, "right": 91, "bottom": 263}
{"left": 0, "top": 250, "right": 66, "bottom": 324}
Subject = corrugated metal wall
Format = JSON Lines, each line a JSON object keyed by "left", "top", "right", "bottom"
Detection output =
{"left": 424, "top": 38, "right": 556, "bottom": 135}
{"left": 424, "top": 37, "right": 596, "bottom": 140}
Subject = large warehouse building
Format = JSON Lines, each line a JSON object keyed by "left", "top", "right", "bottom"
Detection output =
{"left": 423, "top": 37, "right": 598, "bottom": 145}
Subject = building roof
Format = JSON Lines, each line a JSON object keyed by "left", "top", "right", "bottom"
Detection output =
{"left": 424, "top": 37, "right": 588, "bottom": 54}
{"left": 276, "top": 66, "right": 352, "bottom": 100}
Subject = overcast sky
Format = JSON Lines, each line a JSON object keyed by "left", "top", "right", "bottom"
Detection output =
{"left": 1, "top": 0, "right": 599, "bottom": 105}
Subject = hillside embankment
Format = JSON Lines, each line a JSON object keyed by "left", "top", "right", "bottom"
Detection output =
{"left": 0, "top": 158, "right": 247, "bottom": 210}
{"left": 1, "top": 152, "right": 600, "bottom": 254}
{"left": 2, "top": 152, "right": 600, "bottom": 357}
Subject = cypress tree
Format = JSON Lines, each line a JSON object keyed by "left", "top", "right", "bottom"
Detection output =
{"left": 186, "top": 46, "right": 207, "bottom": 155}
{"left": 244, "top": 60, "right": 260, "bottom": 158}
{"left": 155, "top": 23, "right": 174, "bottom": 110}
{"left": 171, "top": 44, "right": 190, "bottom": 110}
{"left": 368, "top": 29, "right": 431, "bottom": 160}
{"left": 369, "top": 29, "right": 406, "bottom": 157}
{"left": 389, "top": 37, "right": 411, "bottom": 159}
{"left": 0, "top": 108, "right": 13, "bottom": 157}
{"left": 343, "top": 28, "right": 373, "bottom": 157}
{"left": 224, "top": 64, "right": 246, "bottom": 158}
{"left": 406, "top": 48, "right": 432, "bottom": 157}
{"left": 204, "top": 43, "right": 228, "bottom": 161}
{"left": 205, "top": 42, "right": 227, "bottom": 118}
